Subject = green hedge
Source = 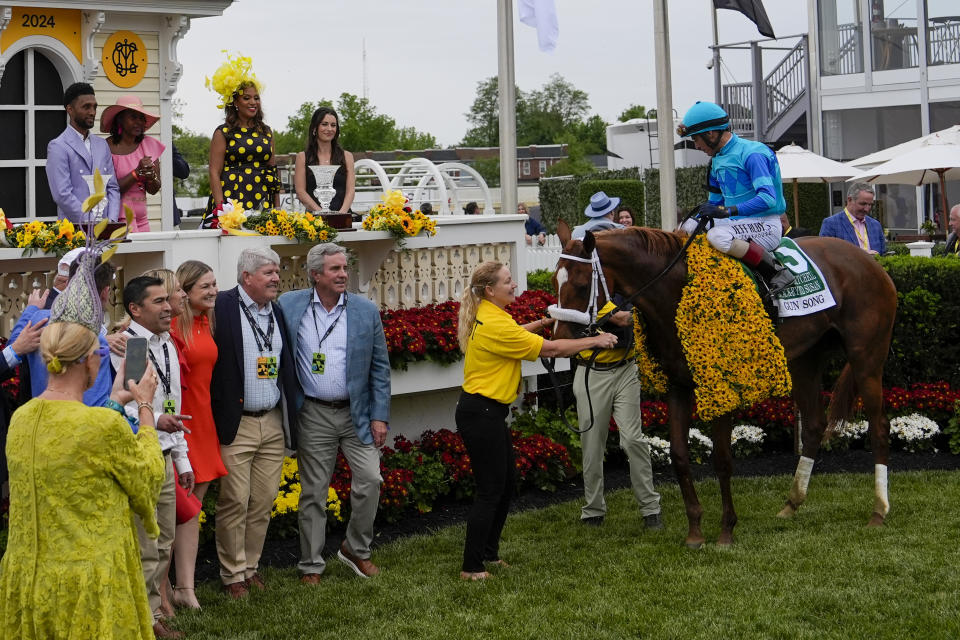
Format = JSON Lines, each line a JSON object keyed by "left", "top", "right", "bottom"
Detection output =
{"left": 782, "top": 182, "right": 831, "bottom": 234}
{"left": 880, "top": 256, "right": 960, "bottom": 387}
{"left": 539, "top": 168, "right": 641, "bottom": 233}
{"left": 642, "top": 165, "right": 708, "bottom": 229}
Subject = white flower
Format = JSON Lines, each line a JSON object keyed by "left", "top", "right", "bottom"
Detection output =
{"left": 889, "top": 413, "right": 940, "bottom": 453}
{"left": 834, "top": 419, "right": 868, "bottom": 441}
{"left": 688, "top": 428, "right": 714, "bottom": 451}
{"left": 642, "top": 435, "right": 671, "bottom": 465}
{"left": 731, "top": 424, "right": 765, "bottom": 445}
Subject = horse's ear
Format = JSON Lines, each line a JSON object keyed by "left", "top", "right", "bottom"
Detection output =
{"left": 557, "top": 219, "right": 571, "bottom": 246}
{"left": 583, "top": 231, "right": 596, "bottom": 254}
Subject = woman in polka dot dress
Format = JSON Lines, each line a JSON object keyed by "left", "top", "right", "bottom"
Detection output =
{"left": 204, "top": 83, "right": 280, "bottom": 222}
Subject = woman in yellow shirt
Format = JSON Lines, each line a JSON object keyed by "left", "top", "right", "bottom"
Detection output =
{"left": 456, "top": 261, "right": 616, "bottom": 580}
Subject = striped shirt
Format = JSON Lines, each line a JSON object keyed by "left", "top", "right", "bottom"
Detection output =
{"left": 237, "top": 285, "right": 282, "bottom": 412}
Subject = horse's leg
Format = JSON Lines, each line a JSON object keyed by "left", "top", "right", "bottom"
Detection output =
{"left": 851, "top": 359, "right": 891, "bottom": 526}
{"left": 712, "top": 414, "right": 736, "bottom": 546}
{"left": 778, "top": 350, "right": 828, "bottom": 518}
{"left": 667, "top": 388, "right": 704, "bottom": 549}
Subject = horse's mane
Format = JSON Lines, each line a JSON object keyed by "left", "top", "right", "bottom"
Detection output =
{"left": 595, "top": 226, "right": 686, "bottom": 258}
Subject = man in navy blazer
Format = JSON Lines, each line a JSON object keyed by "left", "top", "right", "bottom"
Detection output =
{"left": 819, "top": 182, "right": 886, "bottom": 254}
{"left": 210, "top": 246, "right": 298, "bottom": 599}
{"left": 45, "top": 82, "right": 120, "bottom": 222}
{"left": 277, "top": 243, "right": 391, "bottom": 583}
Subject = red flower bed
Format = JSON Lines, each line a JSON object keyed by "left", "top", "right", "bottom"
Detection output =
{"left": 379, "top": 290, "right": 556, "bottom": 370}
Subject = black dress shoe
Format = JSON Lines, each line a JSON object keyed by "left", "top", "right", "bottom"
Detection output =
{"left": 643, "top": 512, "right": 664, "bottom": 530}
{"left": 581, "top": 515, "right": 604, "bottom": 526}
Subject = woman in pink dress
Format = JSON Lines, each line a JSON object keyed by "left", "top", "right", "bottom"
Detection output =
{"left": 102, "top": 95, "right": 165, "bottom": 232}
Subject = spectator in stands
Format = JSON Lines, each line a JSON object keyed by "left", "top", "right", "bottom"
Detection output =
{"left": 945, "top": 204, "right": 960, "bottom": 255}
{"left": 520, "top": 203, "right": 546, "bottom": 246}
{"left": 819, "top": 183, "right": 886, "bottom": 254}
{"left": 464, "top": 202, "right": 480, "bottom": 215}
{"left": 616, "top": 206, "right": 636, "bottom": 226}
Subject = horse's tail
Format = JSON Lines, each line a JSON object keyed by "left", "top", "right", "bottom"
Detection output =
{"left": 824, "top": 363, "right": 858, "bottom": 442}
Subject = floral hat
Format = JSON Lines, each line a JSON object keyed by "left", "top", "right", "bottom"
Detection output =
{"left": 205, "top": 51, "right": 262, "bottom": 111}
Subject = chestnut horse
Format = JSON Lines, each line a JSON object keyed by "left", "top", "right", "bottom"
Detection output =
{"left": 552, "top": 221, "right": 897, "bottom": 548}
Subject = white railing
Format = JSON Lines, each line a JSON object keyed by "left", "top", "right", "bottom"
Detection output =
{"left": 525, "top": 233, "right": 562, "bottom": 273}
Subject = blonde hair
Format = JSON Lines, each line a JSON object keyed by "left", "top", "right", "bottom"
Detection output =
{"left": 142, "top": 268, "right": 178, "bottom": 296}
{"left": 41, "top": 322, "right": 98, "bottom": 375}
{"left": 457, "top": 261, "right": 505, "bottom": 352}
{"left": 174, "top": 260, "right": 216, "bottom": 347}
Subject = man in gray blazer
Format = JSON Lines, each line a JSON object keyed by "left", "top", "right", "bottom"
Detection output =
{"left": 277, "top": 243, "right": 391, "bottom": 583}
{"left": 45, "top": 82, "right": 120, "bottom": 222}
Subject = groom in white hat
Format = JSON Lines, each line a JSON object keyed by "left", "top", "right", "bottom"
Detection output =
{"left": 572, "top": 191, "right": 624, "bottom": 240}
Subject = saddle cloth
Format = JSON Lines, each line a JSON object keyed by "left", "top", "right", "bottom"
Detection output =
{"left": 771, "top": 237, "right": 837, "bottom": 318}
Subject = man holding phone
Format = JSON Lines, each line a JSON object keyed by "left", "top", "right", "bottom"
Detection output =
{"left": 114, "top": 275, "right": 192, "bottom": 638}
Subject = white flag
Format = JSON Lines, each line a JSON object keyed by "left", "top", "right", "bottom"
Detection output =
{"left": 519, "top": 0, "right": 559, "bottom": 53}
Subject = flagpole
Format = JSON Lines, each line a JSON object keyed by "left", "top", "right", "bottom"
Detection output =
{"left": 497, "top": 0, "right": 518, "bottom": 219}
{"left": 711, "top": 1, "right": 721, "bottom": 104}
{"left": 653, "top": 0, "right": 677, "bottom": 230}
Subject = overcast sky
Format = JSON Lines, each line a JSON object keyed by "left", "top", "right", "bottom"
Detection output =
{"left": 175, "top": 0, "right": 808, "bottom": 147}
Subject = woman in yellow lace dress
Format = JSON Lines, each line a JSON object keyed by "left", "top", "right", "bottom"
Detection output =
{"left": 0, "top": 321, "right": 164, "bottom": 639}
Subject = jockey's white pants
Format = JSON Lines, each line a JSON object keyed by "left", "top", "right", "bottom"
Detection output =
{"left": 681, "top": 214, "right": 782, "bottom": 253}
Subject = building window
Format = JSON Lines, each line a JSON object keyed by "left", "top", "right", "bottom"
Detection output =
{"left": 522, "top": 160, "right": 530, "bottom": 176}
{"left": 538, "top": 160, "right": 547, "bottom": 174}
{"left": 927, "top": 1, "right": 960, "bottom": 66}
{"left": 0, "top": 48, "right": 64, "bottom": 219}
{"left": 818, "top": 0, "right": 863, "bottom": 75}
{"left": 869, "top": 0, "right": 919, "bottom": 71}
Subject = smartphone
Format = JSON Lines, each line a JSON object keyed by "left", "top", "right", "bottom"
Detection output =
{"left": 124, "top": 337, "right": 148, "bottom": 390}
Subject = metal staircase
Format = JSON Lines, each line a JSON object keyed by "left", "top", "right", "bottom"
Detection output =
{"left": 720, "top": 36, "right": 811, "bottom": 147}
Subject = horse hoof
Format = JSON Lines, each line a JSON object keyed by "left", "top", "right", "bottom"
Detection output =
{"left": 776, "top": 504, "right": 796, "bottom": 519}
{"left": 867, "top": 512, "right": 885, "bottom": 527}
{"left": 716, "top": 536, "right": 734, "bottom": 548}
{"left": 685, "top": 539, "right": 705, "bottom": 550}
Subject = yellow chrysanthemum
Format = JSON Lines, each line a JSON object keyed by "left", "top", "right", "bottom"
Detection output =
{"left": 206, "top": 51, "right": 262, "bottom": 111}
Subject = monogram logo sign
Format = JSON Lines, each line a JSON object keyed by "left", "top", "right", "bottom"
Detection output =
{"left": 101, "top": 30, "right": 148, "bottom": 88}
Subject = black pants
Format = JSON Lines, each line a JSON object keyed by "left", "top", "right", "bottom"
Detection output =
{"left": 456, "top": 391, "right": 515, "bottom": 573}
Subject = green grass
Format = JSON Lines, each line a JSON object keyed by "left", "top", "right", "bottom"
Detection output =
{"left": 173, "top": 471, "right": 960, "bottom": 639}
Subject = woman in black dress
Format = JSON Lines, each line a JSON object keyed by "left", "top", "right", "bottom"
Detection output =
{"left": 294, "top": 107, "right": 355, "bottom": 213}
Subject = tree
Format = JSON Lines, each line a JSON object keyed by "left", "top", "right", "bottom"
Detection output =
{"left": 570, "top": 114, "right": 609, "bottom": 155}
{"left": 472, "top": 157, "right": 500, "bottom": 187}
{"left": 618, "top": 104, "right": 654, "bottom": 122}
{"left": 543, "top": 135, "right": 596, "bottom": 178}
{"left": 462, "top": 76, "right": 525, "bottom": 148}
{"left": 395, "top": 126, "right": 437, "bottom": 150}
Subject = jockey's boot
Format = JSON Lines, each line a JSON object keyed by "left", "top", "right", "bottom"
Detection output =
{"left": 729, "top": 239, "right": 796, "bottom": 297}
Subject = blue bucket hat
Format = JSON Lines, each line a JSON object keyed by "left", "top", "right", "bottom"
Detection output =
{"left": 584, "top": 191, "right": 621, "bottom": 218}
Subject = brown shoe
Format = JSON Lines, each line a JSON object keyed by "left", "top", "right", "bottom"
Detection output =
{"left": 300, "top": 573, "right": 322, "bottom": 585}
{"left": 337, "top": 542, "right": 380, "bottom": 578}
{"left": 153, "top": 619, "right": 184, "bottom": 639}
{"left": 245, "top": 573, "right": 266, "bottom": 591}
{"left": 222, "top": 581, "right": 248, "bottom": 600}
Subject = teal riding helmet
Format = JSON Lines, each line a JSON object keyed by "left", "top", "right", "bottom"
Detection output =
{"left": 677, "top": 101, "right": 730, "bottom": 138}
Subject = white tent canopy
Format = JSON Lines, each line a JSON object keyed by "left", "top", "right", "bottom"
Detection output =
{"left": 776, "top": 143, "right": 858, "bottom": 226}
{"left": 850, "top": 125, "right": 960, "bottom": 169}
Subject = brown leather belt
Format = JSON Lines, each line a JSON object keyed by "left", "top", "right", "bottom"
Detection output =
{"left": 305, "top": 396, "right": 350, "bottom": 410}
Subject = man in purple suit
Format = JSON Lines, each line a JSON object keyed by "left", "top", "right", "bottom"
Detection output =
{"left": 45, "top": 83, "right": 120, "bottom": 222}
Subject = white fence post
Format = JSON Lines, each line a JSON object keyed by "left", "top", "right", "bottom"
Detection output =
{"left": 524, "top": 233, "right": 562, "bottom": 273}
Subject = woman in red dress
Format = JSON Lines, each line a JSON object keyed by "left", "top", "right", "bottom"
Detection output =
{"left": 170, "top": 260, "right": 225, "bottom": 609}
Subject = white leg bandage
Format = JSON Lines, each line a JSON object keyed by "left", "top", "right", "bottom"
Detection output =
{"left": 789, "top": 456, "right": 815, "bottom": 505}
{"left": 874, "top": 464, "right": 890, "bottom": 516}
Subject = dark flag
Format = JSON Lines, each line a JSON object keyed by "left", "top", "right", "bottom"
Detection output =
{"left": 714, "top": 0, "right": 775, "bottom": 39}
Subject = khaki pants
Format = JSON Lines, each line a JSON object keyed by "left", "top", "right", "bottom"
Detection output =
{"left": 574, "top": 362, "right": 660, "bottom": 519}
{"left": 296, "top": 401, "right": 381, "bottom": 575}
{"left": 216, "top": 408, "right": 285, "bottom": 585}
{"left": 137, "top": 453, "right": 176, "bottom": 621}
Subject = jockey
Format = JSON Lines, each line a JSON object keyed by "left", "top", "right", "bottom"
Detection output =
{"left": 677, "top": 101, "right": 795, "bottom": 296}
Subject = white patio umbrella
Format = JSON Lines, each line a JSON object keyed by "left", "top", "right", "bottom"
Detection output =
{"left": 848, "top": 130, "right": 960, "bottom": 232}
{"left": 777, "top": 143, "right": 859, "bottom": 227}
{"left": 850, "top": 124, "right": 960, "bottom": 169}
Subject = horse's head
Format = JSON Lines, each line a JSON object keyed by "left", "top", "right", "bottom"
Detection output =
{"left": 549, "top": 220, "right": 607, "bottom": 340}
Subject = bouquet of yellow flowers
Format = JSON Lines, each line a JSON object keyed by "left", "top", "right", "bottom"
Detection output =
{"left": 242, "top": 208, "right": 338, "bottom": 244}
{"left": 5, "top": 218, "right": 87, "bottom": 258}
{"left": 362, "top": 190, "right": 437, "bottom": 242}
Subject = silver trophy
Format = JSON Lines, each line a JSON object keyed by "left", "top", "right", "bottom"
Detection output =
{"left": 308, "top": 165, "right": 339, "bottom": 213}
{"left": 81, "top": 173, "right": 113, "bottom": 221}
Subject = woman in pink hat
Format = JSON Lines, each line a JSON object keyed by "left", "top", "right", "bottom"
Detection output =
{"left": 103, "top": 95, "right": 165, "bottom": 232}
